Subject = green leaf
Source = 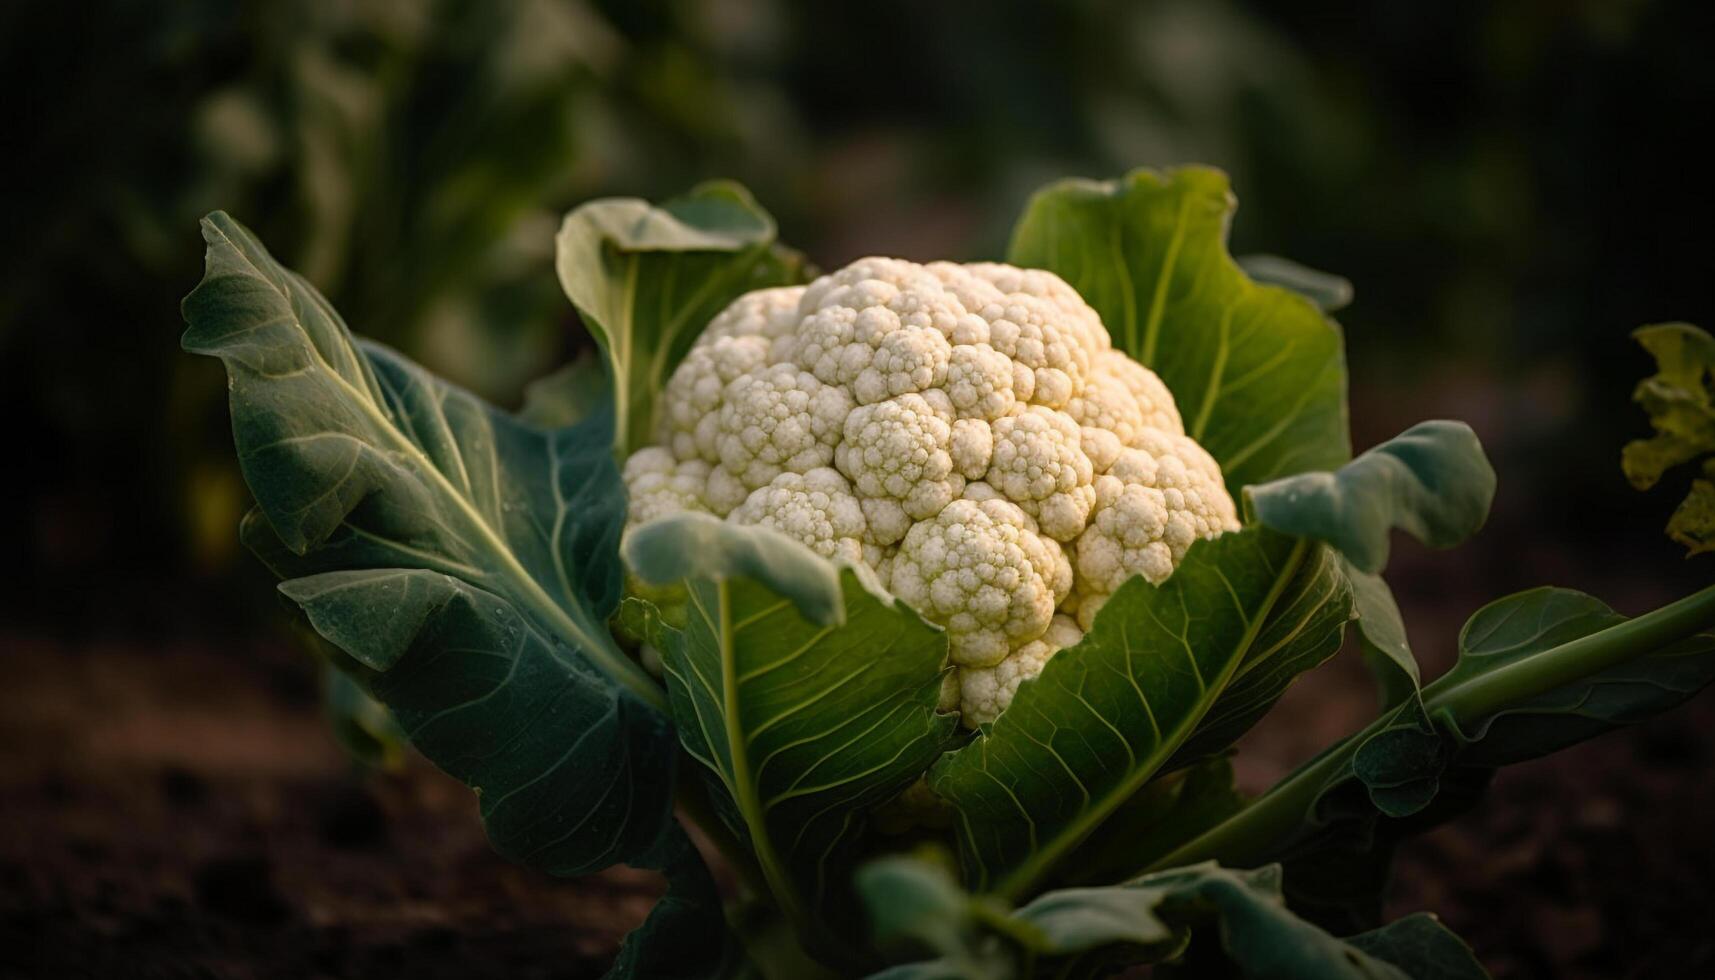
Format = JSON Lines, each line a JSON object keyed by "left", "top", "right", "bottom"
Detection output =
{"left": 1622, "top": 323, "right": 1715, "bottom": 556}
{"left": 320, "top": 657, "right": 404, "bottom": 770}
{"left": 1622, "top": 322, "right": 1715, "bottom": 490}
{"left": 1149, "top": 584, "right": 1715, "bottom": 932}
{"left": 1237, "top": 254, "right": 1355, "bottom": 313}
{"left": 1170, "top": 542, "right": 1351, "bottom": 766}
{"left": 1667, "top": 460, "right": 1715, "bottom": 555}
{"left": 517, "top": 351, "right": 611, "bottom": 429}
{"left": 1245, "top": 420, "right": 1496, "bottom": 576}
{"left": 1007, "top": 166, "right": 1350, "bottom": 493}
{"left": 554, "top": 181, "right": 808, "bottom": 453}
{"left": 930, "top": 528, "right": 1322, "bottom": 900}
{"left": 1059, "top": 756, "right": 1245, "bottom": 887}
{"left": 605, "top": 826, "right": 745, "bottom": 980}
{"left": 184, "top": 212, "right": 681, "bottom": 878}
{"left": 1347, "top": 914, "right": 1489, "bottom": 980}
{"left": 859, "top": 857, "right": 1479, "bottom": 980}
{"left": 1431, "top": 587, "right": 1715, "bottom": 764}
{"left": 626, "top": 514, "right": 958, "bottom": 957}
{"left": 1344, "top": 566, "right": 1422, "bottom": 710}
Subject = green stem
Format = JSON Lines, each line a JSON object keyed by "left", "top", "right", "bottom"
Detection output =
{"left": 1424, "top": 583, "right": 1715, "bottom": 721}
{"left": 1144, "top": 582, "right": 1715, "bottom": 873}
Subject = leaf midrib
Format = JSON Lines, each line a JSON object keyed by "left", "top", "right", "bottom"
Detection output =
{"left": 213, "top": 222, "right": 662, "bottom": 709}
{"left": 993, "top": 538, "right": 1312, "bottom": 901}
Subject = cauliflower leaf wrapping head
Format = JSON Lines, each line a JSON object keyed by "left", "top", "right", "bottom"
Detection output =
{"left": 626, "top": 258, "right": 1241, "bottom": 726}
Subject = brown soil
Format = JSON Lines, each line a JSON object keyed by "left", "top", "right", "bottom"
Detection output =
{"left": 2, "top": 620, "right": 1711, "bottom": 979}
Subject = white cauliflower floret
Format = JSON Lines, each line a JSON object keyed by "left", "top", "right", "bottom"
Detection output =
{"left": 944, "top": 342, "right": 1019, "bottom": 420}
{"left": 836, "top": 391, "right": 965, "bottom": 537}
{"left": 698, "top": 285, "right": 807, "bottom": 363}
{"left": 794, "top": 258, "right": 968, "bottom": 404}
{"left": 1072, "top": 435, "right": 1242, "bottom": 629}
{"left": 1068, "top": 350, "right": 1184, "bottom": 441}
{"left": 620, "top": 255, "right": 1243, "bottom": 727}
{"left": 717, "top": 363, "right": 853, "bottom": 490}
{"left": 622, "top": 447, "right": 711, "bottom": 526}
{"left": 987, "top": 407, "right": 1097, "bottom": 541}
{"left": 657, "top": 335, "right": 771, "bottom": 462}
{"left": 959, "top": 615, "right": 1083, "bottom": 727}
{"left": 888, "top": 498, "right": 1067, "bottom": 667}
{"left": 729, "top": 468, "right": 868, "bottom": 564}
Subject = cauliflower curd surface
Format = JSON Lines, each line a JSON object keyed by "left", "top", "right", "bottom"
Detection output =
{"left": 622, "top": 259, "right": 1241, "bottom": 726}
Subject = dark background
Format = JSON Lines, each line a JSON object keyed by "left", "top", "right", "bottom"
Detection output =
{"left": 3, "top": 1, "right": 1712, "bottom": 977}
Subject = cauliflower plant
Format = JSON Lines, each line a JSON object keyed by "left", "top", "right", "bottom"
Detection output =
{"left": 625, "top": 258, "right": 1241, "bottom": 726}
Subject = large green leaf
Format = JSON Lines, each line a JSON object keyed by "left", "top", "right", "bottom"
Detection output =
{"left": 856, "top": 856, "right": 1483, "bottom": 980}
{"left": 1007, "top": 166, "right": 1350, "bottom": 493}
{"left": 626, "top": 514, "right": 959, "bottom": 956}
{"left": 929, "top": 528, "right": 1322, "bottom": 900}
{"left": 554, "top": 181, "right": 808, "bottom": 453}
{"left": 1149, "top": 584, "right": 1715, "bottom": 931}
{"left": 183, "top": 212, "right": 702, "bottom": 889}
{"left": 1622, "top": 322, "right": 1715, "bottom": 555}
{"left": 1245, "top": 421, "right": 1495, "bottom": 576}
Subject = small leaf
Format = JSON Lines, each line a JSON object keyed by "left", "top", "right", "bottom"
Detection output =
{"left": 554, "top": 182, "right": 808, "bottom": 453}
{"left": 1245, "top": 420, "right": 1496, "bottom": 575}
{"left": 931, "top": 529, "right": 1324, "bottom": 900}
{"left": 320, "top": 658, "right": 405, "bottom": 770}
{"left": 1667, "top": 460, "right": 1715, "bottom": 556}
{"left": 1622, "top": 322, "right": 1715, "bottom": 492}
{"left": 1237, "top": 254, "right": 1355, "bottom": 313}
{"left": 628, "top": 515, "right": 958, "bottom": 958}
{"left": 1008, "top": 166, "right": 1351, "bottom": 494}
{"left": 1344, "top": 565, "right": 1422, "bottom": 709}
{"left": 1347, "top": 914, "right": 1489, "bottom": 980}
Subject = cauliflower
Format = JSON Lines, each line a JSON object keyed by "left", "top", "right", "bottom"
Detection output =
{"left": 621, "top": 257, "right": 1241, "bottom": 726}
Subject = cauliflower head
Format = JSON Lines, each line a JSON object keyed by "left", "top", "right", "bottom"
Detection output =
{"left": 623, "top": 257, "right": 1241, "bottom": 726}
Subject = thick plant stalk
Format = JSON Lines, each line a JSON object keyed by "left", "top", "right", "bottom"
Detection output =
{"left": 1144, "top": 583, "right": 1715, "bottom": 873}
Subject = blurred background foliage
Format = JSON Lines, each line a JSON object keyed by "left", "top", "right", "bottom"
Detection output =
{"left": 5, "top": 0, "right": 1712, "bottom": 639}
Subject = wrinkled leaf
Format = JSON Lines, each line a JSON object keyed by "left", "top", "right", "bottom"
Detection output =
{"left": 627, "top": 514, "right": 958, "bottom": 955}
{"left": 184, "top": 215, "right": 723, "bottom": 960}
{"left": 555, "top": 182, "right": 808, "bottom": 453}
{"left": 1667, "top": 461, "right": 1715, "bottom": 555}
{"left": 1008, "top": 166, "right": 1350, "bottom": 493}
{"left": 1245, "top": 420, "right": 1496, "bottom": 575}
{"left": 1622, "top": 322, "right": 1715, "bottom": 490}
{"left": 1623, "top": 323, "right": 1715, "bottom": 556}
{"left": 930, "top": 528, "right": 1324, "bottom": 900}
